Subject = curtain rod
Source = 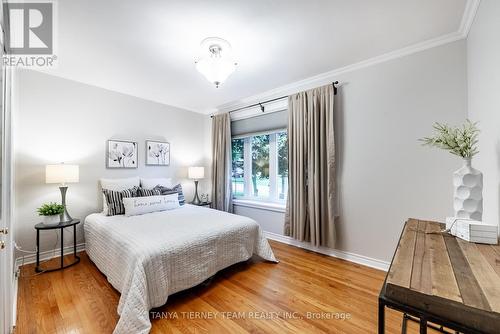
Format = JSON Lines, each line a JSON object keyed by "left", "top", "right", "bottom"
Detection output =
{"left": 211, "top": 81, "right": 339, "bottom": 118}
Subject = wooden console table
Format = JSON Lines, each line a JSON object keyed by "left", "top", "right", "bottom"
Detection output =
{"left": 379, "top": 219, "right": 500, "bottom": 334}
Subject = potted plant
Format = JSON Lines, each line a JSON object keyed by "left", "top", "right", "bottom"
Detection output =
{"left": 420, "top": 120, "right": 482, "bottom": 220}
{"left": 37, "top": 202, "right": 65, "bottom": 226}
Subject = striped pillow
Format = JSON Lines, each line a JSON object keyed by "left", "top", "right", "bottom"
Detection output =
{"left": 154, "top": 184, "right": 185, "bottom": 205}
{"left": 102, "top": 186, "right": 139, "bottom": 216}
{"left": 137, "top": 187, "right": 161, "bottom": 197}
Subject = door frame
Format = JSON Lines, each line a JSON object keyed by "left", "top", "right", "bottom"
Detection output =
{"left": 0, "top": 1, "right": 14, "bottom": 331}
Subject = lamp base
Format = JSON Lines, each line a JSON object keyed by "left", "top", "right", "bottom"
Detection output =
{"left": 191, "top": 180, "right": 202, "bottom": 205}
{"left": 59, "top": 186, "right": 73, "bottom": 222}
{"left": 60, "top": 209, "right": 73, "bottom": 223}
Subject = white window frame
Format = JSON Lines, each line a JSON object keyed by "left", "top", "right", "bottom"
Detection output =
{"left": 232, "top": 128, "right": 287, "bottom": 204}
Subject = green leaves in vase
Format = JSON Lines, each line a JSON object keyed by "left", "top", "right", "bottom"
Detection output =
{"left": 419, "top": 119, "right": 479, "bottom": 158}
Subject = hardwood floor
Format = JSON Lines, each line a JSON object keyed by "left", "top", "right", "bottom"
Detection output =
{"left": 16, "top": 240, "right": 438, "bottom": 333}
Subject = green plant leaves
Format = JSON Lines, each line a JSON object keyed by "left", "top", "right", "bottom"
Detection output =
{"left": 419, "top": 119, "right": 479, "bottom": 158}
{"left": 37, "top": 202, "right": 65, "bottom": 216}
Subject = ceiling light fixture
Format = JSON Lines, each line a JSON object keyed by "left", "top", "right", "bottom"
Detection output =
{"left": 195, "top": 37, "right": 237, "bottom": 88}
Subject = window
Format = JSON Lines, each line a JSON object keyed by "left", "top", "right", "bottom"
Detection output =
{"left": 231, "top": 138, "right": 244, "bottom": 196}
{"left": 277, "top": 132, "right": 288, "bottom": 200}
{"left": 231, "top": 130, "right": 288, "bottom": 203}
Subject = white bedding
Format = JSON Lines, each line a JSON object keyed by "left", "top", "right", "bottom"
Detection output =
{"left": 84, "top": 204, "right": 277, "bottom": 334}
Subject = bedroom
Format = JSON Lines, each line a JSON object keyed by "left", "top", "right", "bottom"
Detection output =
{"left": 0, "top": 0, "right": 499, "bottom": 333}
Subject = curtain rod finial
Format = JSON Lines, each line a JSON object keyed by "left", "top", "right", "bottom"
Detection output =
{"left": 332, "top": 81, "right": 339, "bottom": 95}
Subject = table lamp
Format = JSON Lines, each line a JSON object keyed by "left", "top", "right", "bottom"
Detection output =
{"left": 188, "top": 166, "right": 204, "bottom": 205}
{"left": 46, "top": 163, "right": 79, "bottom": 222}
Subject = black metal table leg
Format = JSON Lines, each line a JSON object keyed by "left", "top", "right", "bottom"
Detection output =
{"left": 379, "top": 297, "right": 385, "bottom": 334}
{"left": 420, "top": 316, "right": 428, "bottom": 334}
{"left": 73, "top": 224, "right": 77, "bottom": 257}
{"left": 34, "top": 219, "right": 81, "bottom": 273}
{"left": 402, "top": 314, "right": 408, "bottom": 334}
{"left": 35, "top": 229, "right": 40, "bottom": 272}
{"left": 60, "top": 227, "right": 64, "bottom": 268}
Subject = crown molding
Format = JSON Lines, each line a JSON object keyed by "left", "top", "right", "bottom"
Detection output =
{"left": 217, "top": 31, "right": 463, "bottom": 113}
{"left": 217, "top": 0, "right": 481, "bottom": 114}
{"left": 458, "top": 0, "right": 481, "bottom": 37}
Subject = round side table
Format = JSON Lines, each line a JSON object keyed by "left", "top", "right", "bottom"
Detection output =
{"left": 34, "top": 219, "right": 81, "bottom": 273}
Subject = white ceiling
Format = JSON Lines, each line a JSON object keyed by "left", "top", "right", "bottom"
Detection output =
{"left": 41, "top": 0, "right": 468, "bottom": 114}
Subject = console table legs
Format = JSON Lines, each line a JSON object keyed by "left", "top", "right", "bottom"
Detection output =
{"left": 420, "top": 316, "right": 427, "bottom": 334}
{"left": 378, "top": 297, "right": 385, "bottom": 334}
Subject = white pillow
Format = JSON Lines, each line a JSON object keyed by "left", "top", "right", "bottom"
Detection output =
{"left": 140, "top": 178, "right": 172, "bottom": 189}
{"left": 123, "top": 194, "right": 180, "bottom": 217}
{"left": 100, "top": 177, "right": 140, "bottom": 213}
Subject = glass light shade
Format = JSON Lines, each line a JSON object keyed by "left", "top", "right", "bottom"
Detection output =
{"left": 188, "top": 167, "right": 205, "bottom": 180}
{"left": 46, "top": 164, "right": 79, "bottom": 184}
{"left": 196, "top": 57, "right": 236, "bottom": 87}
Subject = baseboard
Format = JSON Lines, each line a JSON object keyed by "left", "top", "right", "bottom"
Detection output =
{"left": 14, "top": 242, "right": 86, "bottom": 269}
{"left": 14, "top": 238, "right": 388, "bottom": 271}
{"left": 264, "top": 231, "right": 390, "bottom": 271}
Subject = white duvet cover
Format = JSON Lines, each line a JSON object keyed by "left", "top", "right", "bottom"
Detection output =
{"left": 84, "top": 204, "right": 277, "bottom": 334}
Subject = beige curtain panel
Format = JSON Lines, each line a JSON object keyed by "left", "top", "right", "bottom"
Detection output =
{"left": 211, "top": 113, "right": 233, "bottom": 212}
{"left": 284, "top": 84, "right": 336, "bottom": 248}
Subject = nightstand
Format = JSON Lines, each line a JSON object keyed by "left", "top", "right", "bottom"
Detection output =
{"left": 35, "top": 219, "right": 81, "bottom": 273}
{"left": 190, "top": 201, "right": 212, "bottom": 207}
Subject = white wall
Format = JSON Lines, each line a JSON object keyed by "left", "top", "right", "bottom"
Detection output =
{"left": 13, "top": 70, "right": 211, "bottom": 255}
{"left": 467, "top": 0, "right": 500, "bottom": 227}
{"left": 13, "top": 39, "right": 471, "bottom": 265}
{"left": 233, "top": 205, "right": 285, "bottom": 235}
{"left": 235, "top": 40, "right": 468, "bottom": 262}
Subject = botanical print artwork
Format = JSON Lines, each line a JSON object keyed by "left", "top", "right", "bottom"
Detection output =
{"left": 146, "top": 140, "right": 170, "bottom": 166}
{"left": 107, "top": 140, "right": 138, "bottom": 168}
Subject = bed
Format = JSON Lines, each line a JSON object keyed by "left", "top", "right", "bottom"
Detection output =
{"left": 84, "top": 204, "right": 277, "bottom": 334}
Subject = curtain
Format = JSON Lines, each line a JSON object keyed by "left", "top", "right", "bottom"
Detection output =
{"left": 211, "top": 113, "right": 233, "bottom": 212}
{"left": 284, "top": 84, "right": 336, "bottom": 248}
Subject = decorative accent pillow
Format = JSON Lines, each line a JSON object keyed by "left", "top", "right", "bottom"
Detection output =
{"left": 102, "top": 186, "right": 139, "bottom": 216}
{"left": 100, "top": 177, "right": 140, "bottom": 213}
{"left": 123, "top": 194, "right": 180, "bottom": 217}
{"left": 137, "top": 187, "right": 161, "bottom": 197}
{"left": 140, "top": 178, "right": 172, "bottom": 190}
{"left": 154, "top": 184, "right": 185, "bottom": 205}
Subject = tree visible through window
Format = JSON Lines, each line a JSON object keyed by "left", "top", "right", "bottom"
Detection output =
{"left": 252, "top": 135, "right": 270, "bottom": 197}
{"left": 231, "top": 130, "right": 287, "bottom": 202}
{"left": 277, "top": 132, "right": 288, "bottom": 199}
{"left": 231, "top": 138, "right": 244, "bottom": 196}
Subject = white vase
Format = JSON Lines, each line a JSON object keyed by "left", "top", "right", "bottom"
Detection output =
{"left": 453, "top": 158, "right": 483, "bottom": 220}
{"left": 43, "top": 214, "right": 61, "bottom": 226}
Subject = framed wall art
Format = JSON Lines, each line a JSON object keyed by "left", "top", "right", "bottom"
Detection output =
{"left": 146, "top": 140, "right": 170, "bottom": 166}
{"left": 107, "top": 140, "right": 138, "bottom": 169}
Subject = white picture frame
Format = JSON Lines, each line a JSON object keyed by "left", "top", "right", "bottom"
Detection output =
{"left": 146, "top": 140, "right": 170, "bottom": 166}
{"left": 107, "top": 140, "right": 138, "bottom": 169}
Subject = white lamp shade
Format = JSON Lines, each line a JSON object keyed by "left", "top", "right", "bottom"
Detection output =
{"left": 188, "top": 167, "right": 205, "bottom": 180}
{"left": 46, "top": 164, "right": 79, "bottom": 184}
{"left": 195, "top": 57, "right": 236, "bottom": 87}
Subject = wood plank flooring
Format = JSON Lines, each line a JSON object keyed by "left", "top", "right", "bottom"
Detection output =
{"left": 16, "top": 240, "right": 438, "bottom": 333}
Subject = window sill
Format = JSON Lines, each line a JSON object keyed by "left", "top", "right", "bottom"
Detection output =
{"left": 232, "top": 199, "right": 286, "bottom": 213}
